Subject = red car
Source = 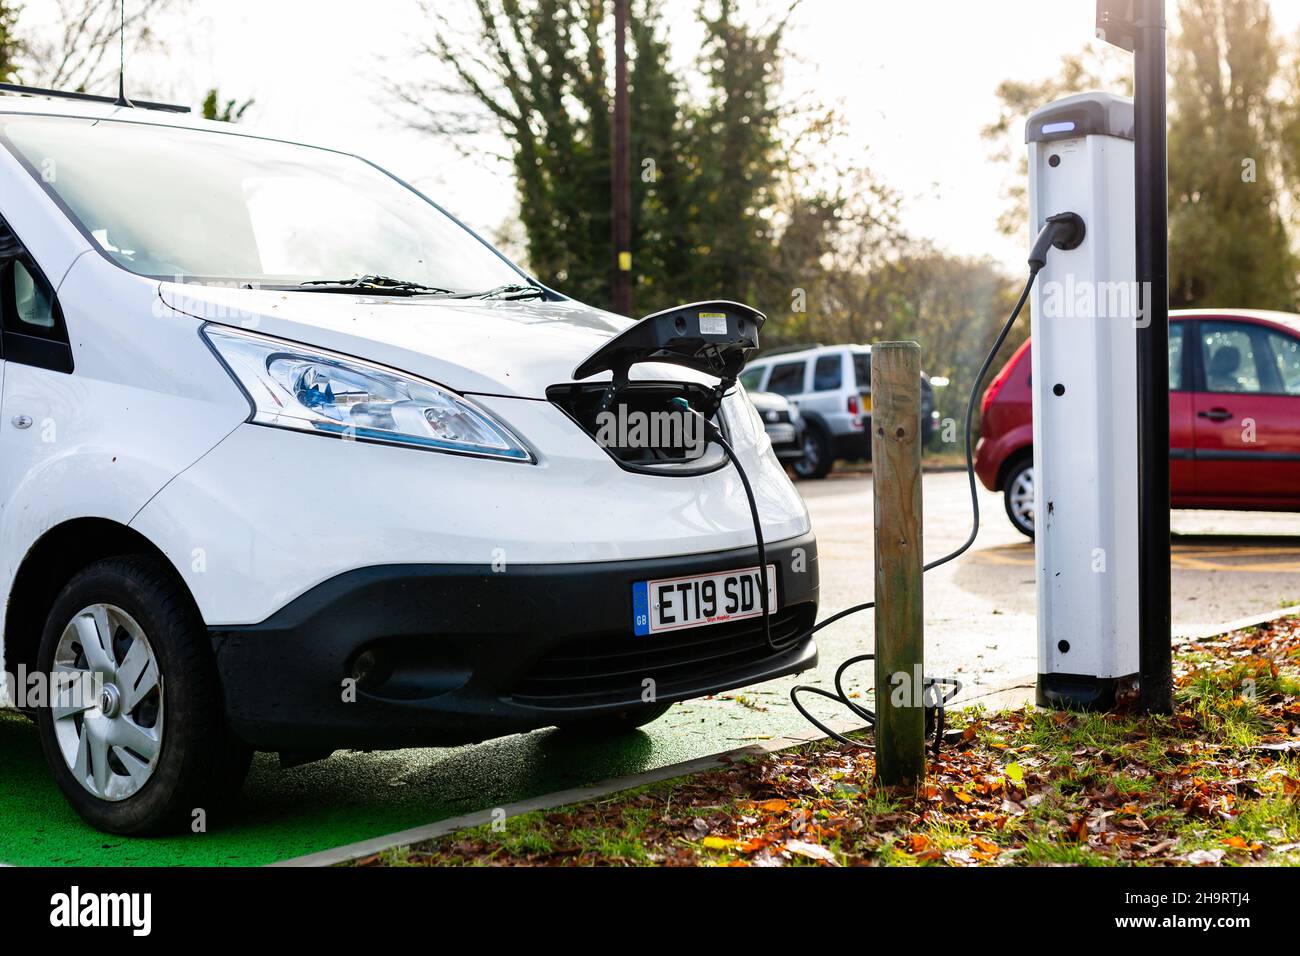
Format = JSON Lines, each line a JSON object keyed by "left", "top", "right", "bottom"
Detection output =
{"left": 975, "top": 309, "right": 1300, "bottom": 537}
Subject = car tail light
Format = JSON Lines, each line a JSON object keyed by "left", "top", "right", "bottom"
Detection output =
{"left": 980, "top": 373, "right": 1006, "bottom": 418}
{"left": 847, "top": 395, "right": 859, "bottom": 415}
{"left": 981, "top": 340, "right": 1030, "bottom": 417}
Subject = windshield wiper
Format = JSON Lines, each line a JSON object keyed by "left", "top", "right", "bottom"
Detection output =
{"left": 455, "top": 282, "right": 547, "bottom": 301}
{"left": 291, "top": 275, "right": 457, "bottom": 296}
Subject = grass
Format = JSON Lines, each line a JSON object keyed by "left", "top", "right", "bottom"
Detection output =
{"left": 353, "top": 614, "right": 1300, "bottom": 868}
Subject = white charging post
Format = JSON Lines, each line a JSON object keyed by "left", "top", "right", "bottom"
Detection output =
{"left": 1026, "top": 92, "right": 1141, "bottom": 708}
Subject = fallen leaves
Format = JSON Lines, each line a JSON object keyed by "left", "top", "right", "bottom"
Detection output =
{"left": 701, "top": 836, "right": 739, "bottom": 850}
{"left": 358, "top": 614, "right": 1300, "bottom": 868}
{"left": 785, "top": 840, "right": 838, "bottom": 864}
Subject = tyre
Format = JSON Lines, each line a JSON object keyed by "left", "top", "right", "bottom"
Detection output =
{"left": 1002, "top": 455, "right": 1036, "bottom": 539}
{"left": 35, "top": 556, "right": 251, "bottom": 835}
{"left": 558, "top": 702, "right": 673, "bottom": 736}
{"left": 793, "top": 426, "right": 833, "bottom": 480}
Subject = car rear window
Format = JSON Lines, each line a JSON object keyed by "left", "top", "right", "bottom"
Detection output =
{"left": 813, "top": 354, "right": 842, "bottom": 391}
{"left": 853, "top": 354, "right": 870, "bottom": 389}
{"left": 766, "top": 361, "right": 806, "bottom": 396}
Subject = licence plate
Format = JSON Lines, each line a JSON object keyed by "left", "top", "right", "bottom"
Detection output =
{"left": 632, "top": 565, "right": 778, "bottom": 636}
{"left": 765, "top": 423, "right": 796, "bottom": 444}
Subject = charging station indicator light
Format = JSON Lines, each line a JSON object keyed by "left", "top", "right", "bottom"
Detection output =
{"left": 1042, "top": 121, "right": 1077, "bottom": 135}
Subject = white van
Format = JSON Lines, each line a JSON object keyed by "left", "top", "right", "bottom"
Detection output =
{"left": 0, "top": 90, "right": 818, "bottom": 834}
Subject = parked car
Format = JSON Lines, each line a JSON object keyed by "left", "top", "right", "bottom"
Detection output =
{"left": 0, "top": 90, "right": 819, "bottom": 834}
{"left": 745, "top": 390, "right": 806, "bottom": 466}
{"left": 976, "top": 310, "right": 1300, "bottom": 537}
{"left": 741, "top": 345, "right": 940, "bottom": 479}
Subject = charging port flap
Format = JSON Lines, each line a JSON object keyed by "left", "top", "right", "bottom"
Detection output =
{"left": 572, "top": 300, "right": 765, "bottom": 383}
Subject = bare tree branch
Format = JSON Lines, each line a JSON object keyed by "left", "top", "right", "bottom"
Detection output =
{"left": 25, "top": 0, "right": 182, "bottom": 92}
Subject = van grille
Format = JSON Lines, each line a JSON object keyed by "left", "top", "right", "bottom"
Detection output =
{"left": 509, "top": 605, "right": 814, "bottom": 708}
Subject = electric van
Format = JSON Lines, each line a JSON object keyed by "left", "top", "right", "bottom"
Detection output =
{"left": 0, "top": 92, "right": 818, "bottom": 834}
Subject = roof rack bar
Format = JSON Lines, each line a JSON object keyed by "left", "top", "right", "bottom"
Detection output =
{"left": 0, "top": 82, "right": 190, "bottom": 114}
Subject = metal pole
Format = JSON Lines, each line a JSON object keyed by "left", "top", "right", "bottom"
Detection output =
{"left": 611, "top": 0, "right": 632, "bottom": 316}
{"left": 1134, "top": 0, "right": 1172, "bottom": 713}
{"left": 871, "top": 342, "right": 925, "bottom": 786}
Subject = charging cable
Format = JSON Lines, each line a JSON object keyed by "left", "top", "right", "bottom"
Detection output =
{"left": 710, "top": 211, "right": 1084, "bottom": 757}
{"left": 675, "top": 407, "right": 777, "bottom": 653}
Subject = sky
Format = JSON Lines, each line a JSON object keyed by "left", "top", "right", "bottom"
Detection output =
{"left": 23, "top": 0, "right": 1300, "bottom": 276}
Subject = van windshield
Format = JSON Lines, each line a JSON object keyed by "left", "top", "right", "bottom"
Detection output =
{"left": 0, "top": 115, "right": 525, "bottom": 292}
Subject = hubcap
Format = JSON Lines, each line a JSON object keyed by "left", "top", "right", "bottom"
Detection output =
{"left": 1008, "top": 466, "right": 1035, "bottom": 530}
{"left": 51, "top": 604, "right": 164, "bottom": 802}
{"left": 98, "top": 683, "right": 121, "bottom": 719}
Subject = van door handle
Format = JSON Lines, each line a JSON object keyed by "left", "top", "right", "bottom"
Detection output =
{"left": 1197, "top": 407, "right": 1232, "bottom": 422}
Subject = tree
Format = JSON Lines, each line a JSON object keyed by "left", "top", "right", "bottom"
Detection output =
{"left": 985, "top": 0, "right": 1299, "bottom": 312}
{"left": 867, "top": 251, "right": 1022, "bottom": 429}
{"left": 681, "top": 0, "right": 789, "bottom": 302}
{"left": 396, "top": 0, "right": 624, "bottom": 308}
{"left": 23, "top": 0, "right": 180, "bottom": 92}
{"left": 1167, "top": 0, "right": 1296, "bottom": 308}
{"left": 395, "top": 0, "right": 822, "bottom": 315}
{"left": 983, "top": 47, "right": 1132, "bottom": 237}
{"left": 202, "top": 88, "right": 253, "bottom": 123}
{"left": 0, "top": 0, "right": 22, "bottom": 84}
{"left": 626, "top": 0, "right": 694, "bottom": 311}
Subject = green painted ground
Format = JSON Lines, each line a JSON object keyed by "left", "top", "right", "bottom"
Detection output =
{"left": 0, "top": 685, "right": 818, "bottom": 866}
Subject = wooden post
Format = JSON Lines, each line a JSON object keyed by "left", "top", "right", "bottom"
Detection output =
{"left": 871, "top": 342, "right": 926, "bottom": 786}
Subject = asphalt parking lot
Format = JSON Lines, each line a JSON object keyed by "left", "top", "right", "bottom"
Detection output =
{"left": 2, "top": 471, "right": 1296, "bottom": 866}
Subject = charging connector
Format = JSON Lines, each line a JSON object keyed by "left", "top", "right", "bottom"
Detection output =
{"left": 1028, "top": 211, "right": 1085, "bottom": 272}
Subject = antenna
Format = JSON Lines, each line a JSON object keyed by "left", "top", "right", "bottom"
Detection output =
{"left": 114, "top": 0, "right": 133, "bottom": 108}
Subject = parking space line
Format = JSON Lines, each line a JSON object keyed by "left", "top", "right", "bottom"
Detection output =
{"left": 973, "top": 542, "right": 1300, "bottom": 573}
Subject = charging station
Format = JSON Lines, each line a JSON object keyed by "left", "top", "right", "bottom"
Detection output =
{"left": 1027, "top": 92, "right": 1141, "bottom": 708}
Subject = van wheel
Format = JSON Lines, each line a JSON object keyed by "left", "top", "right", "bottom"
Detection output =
{"left": 793, "top": 427, "right": 833, "bottom": 480}
{"left": 558, "top": 702, "right": 673, "bottom": 735}
{"left": 1003, "top": 456, "right": 1036, "bottom": 539}
{"left": 35, "top": 556, "right": 251, "bottom": 835}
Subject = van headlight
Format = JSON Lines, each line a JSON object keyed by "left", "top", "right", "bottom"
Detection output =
{"left": 203, "top": 325, "right": 533, "bottom": 462}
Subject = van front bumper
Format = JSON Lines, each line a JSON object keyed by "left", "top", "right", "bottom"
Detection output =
{"left": 210, "top": 532, "right": 818, "bottom": 752}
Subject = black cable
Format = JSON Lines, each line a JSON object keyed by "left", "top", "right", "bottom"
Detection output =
{"left": 711, "top": 214, "right": 1077, "bottom": 753}
{"left": 714, "top": 433, "right": 774, "bottom": 651}
{"left": 710, "top": 265, "right": 1039, "bottom": 754}
{"left": 682, "top": 263, "right": 1038, "bottom": 752}
{"left": 783, "top": 266, "right": 1040, "bottom": 750}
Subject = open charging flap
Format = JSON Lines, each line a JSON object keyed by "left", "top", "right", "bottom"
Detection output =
{"left": 572, "top": 300, "right": 765, "bottom": 417}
